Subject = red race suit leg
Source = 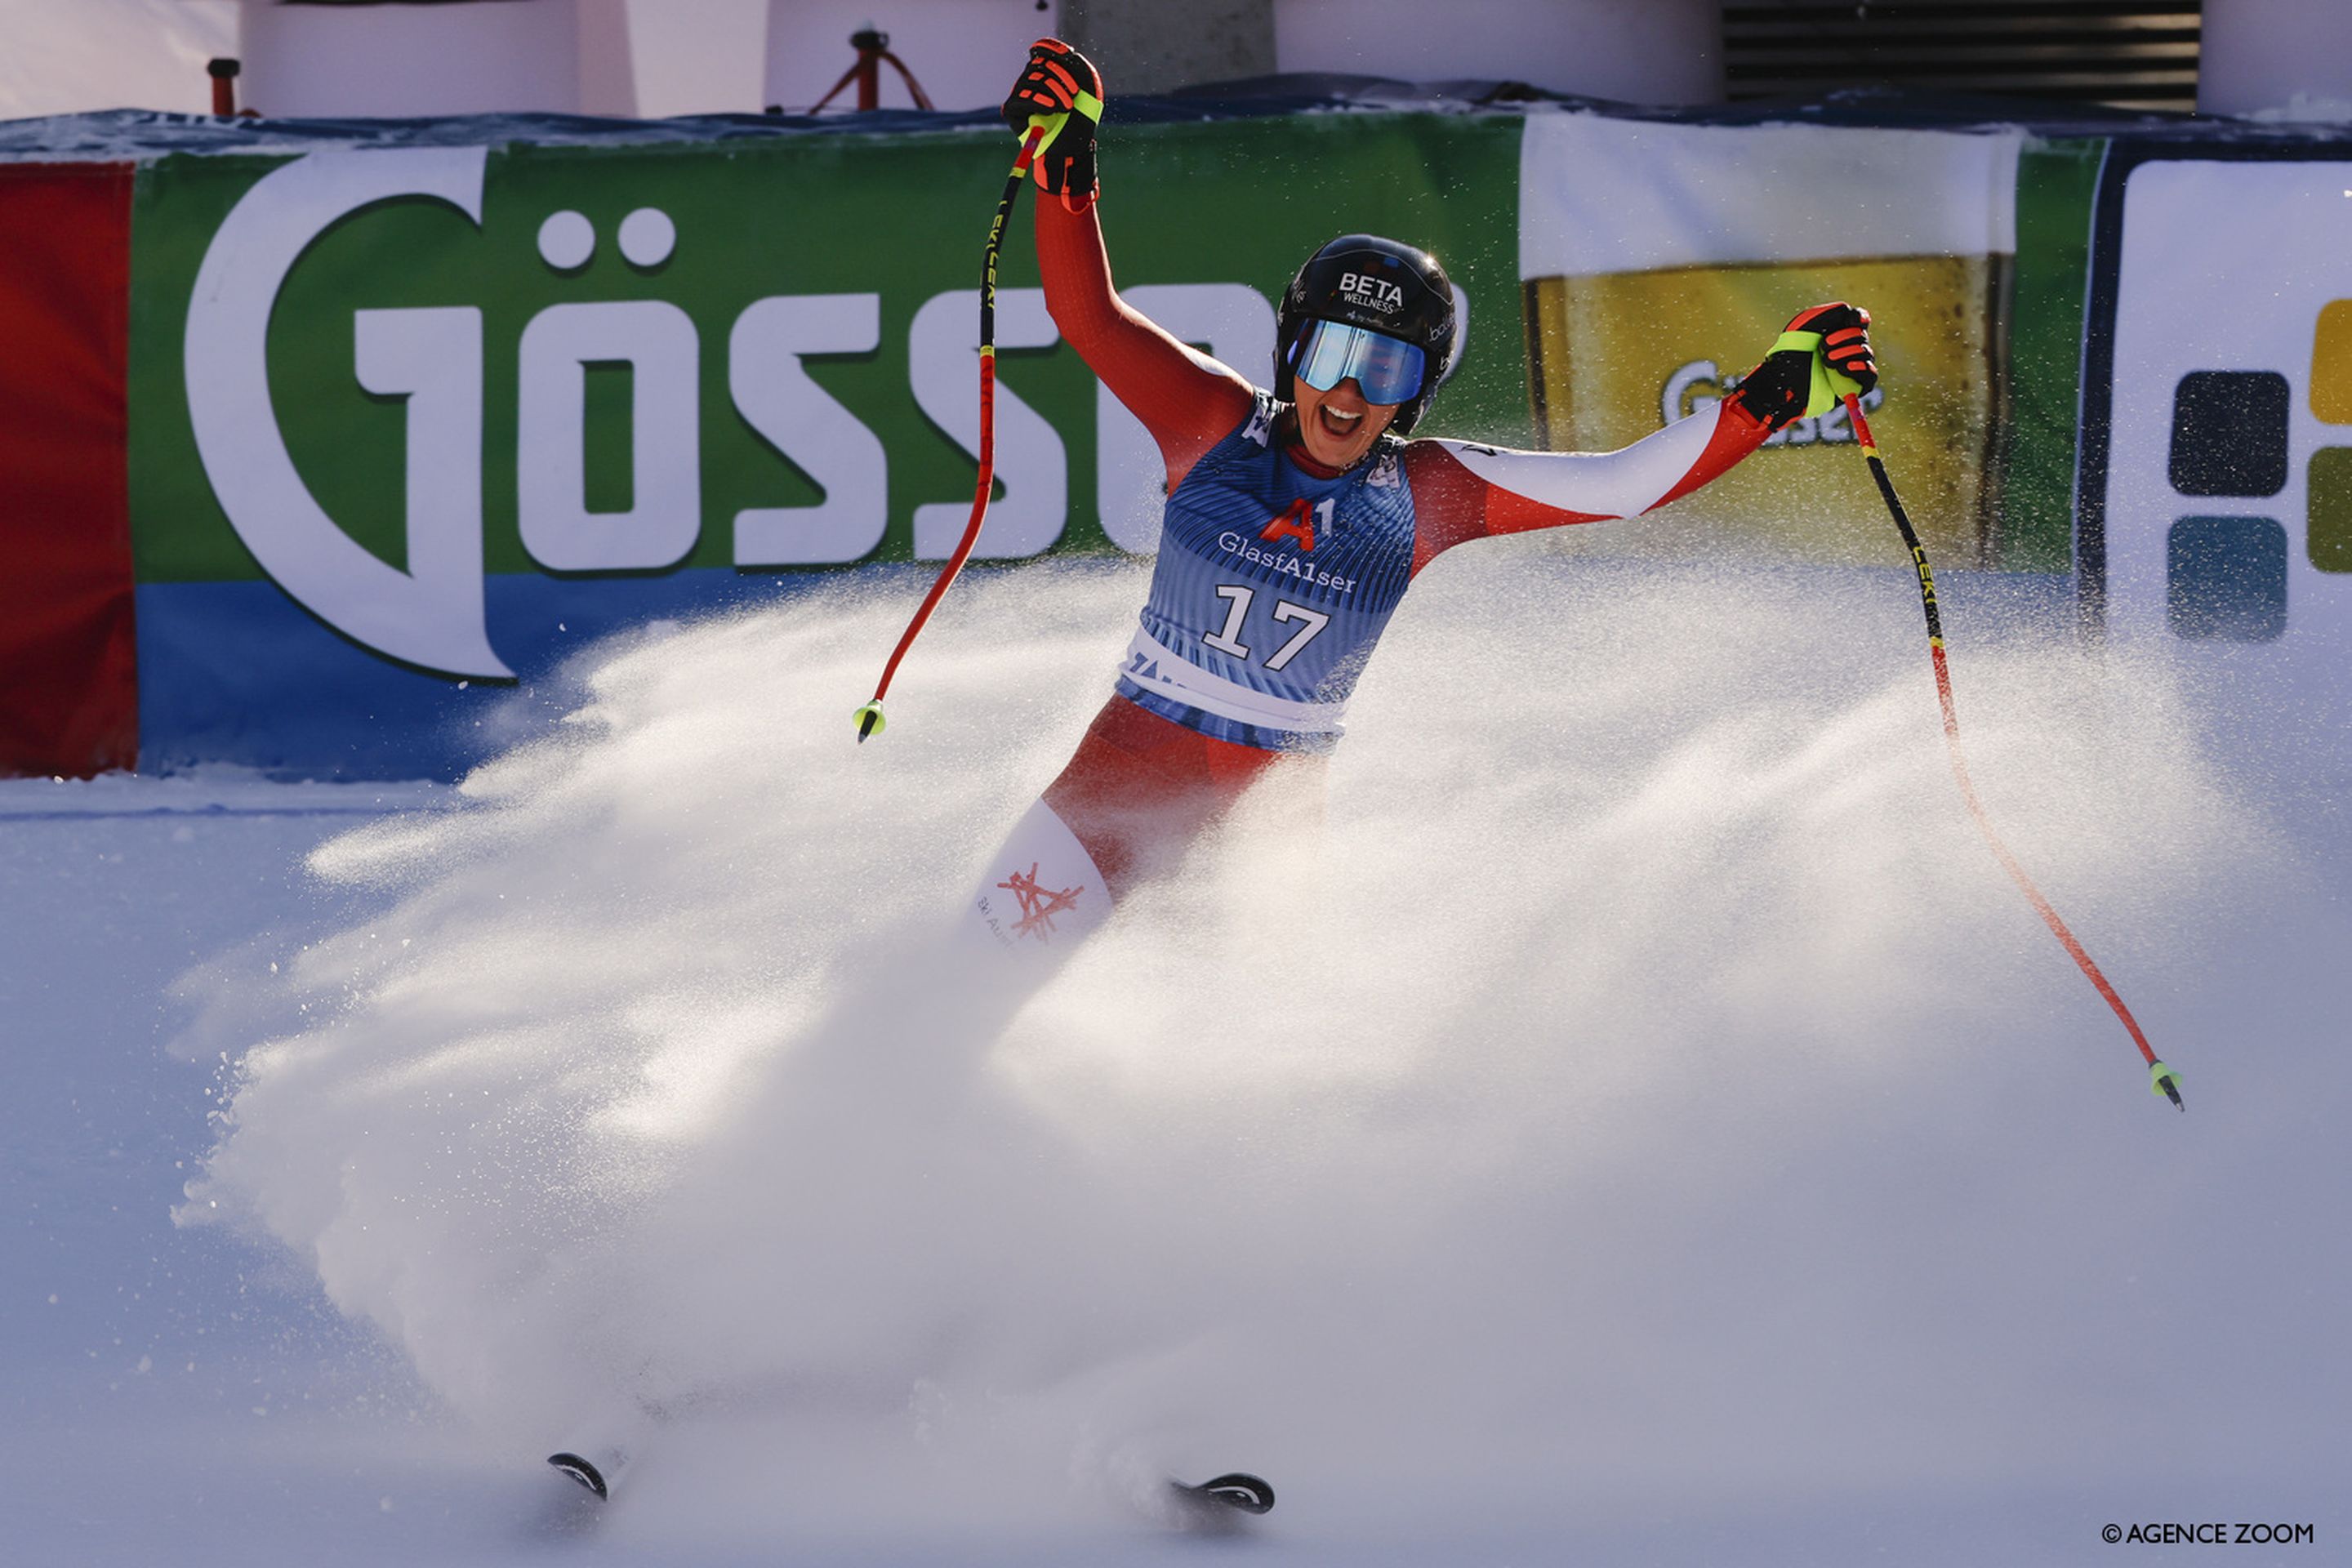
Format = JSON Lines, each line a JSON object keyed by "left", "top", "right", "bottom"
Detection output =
{"left": 965, "top": 697, "right": 1321, "bottom": 956}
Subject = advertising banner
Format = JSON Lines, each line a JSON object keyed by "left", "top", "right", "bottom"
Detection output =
{"left": 21, "top": 100, "right": 2283, "bottom": 783}
{"left": 2091, "top": 153, "right": 2352, "bottom": 662}
{"left": 0, "top": 163, "right": 137, "bottom": 777}
{"left": 123, "top": 114, "right": 1527, "bottom": 775}
{"left": 1517, "top": 112, "right": 2022, "bottom": 568}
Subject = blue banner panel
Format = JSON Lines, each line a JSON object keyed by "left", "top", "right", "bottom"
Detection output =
{"left": 135, "top": 568, "right": 835, "bottom": 778}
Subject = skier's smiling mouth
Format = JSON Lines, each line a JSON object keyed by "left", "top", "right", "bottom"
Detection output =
{"left": 1290, "top": 374, "right": 1399, "bottom": 468}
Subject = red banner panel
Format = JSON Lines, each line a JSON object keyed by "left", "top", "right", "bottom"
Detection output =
{"left": 0, "top": 162, "right": 136, "bottom": 777}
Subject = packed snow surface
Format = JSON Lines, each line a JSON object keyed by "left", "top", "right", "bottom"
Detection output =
{"left": 6, "top": 553, "right": 2346, "bottom": 1565}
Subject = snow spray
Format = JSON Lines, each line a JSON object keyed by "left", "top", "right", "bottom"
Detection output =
{"left": 174, "top": 550, "right": 2275, "bottom": 1534}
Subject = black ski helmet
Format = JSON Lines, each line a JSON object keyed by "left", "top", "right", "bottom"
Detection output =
{"left": 1275, "top": 234, "right": 1459, "bottom": 435}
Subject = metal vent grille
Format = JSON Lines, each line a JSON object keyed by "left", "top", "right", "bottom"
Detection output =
{"left": 1723, "top": 2, "right": 2202, "bottom": 112}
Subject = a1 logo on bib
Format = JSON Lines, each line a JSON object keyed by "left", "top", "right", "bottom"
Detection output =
{"left": 1338, "top": 271, "right": 1404, "bottom": 315}
{"left": 1260, "top": 497, "right": 1318, "bottom": 552}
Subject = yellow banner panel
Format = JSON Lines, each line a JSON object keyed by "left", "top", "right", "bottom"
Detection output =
{"left": 1526, "top": 255, "right": 2009, "bottom": 567}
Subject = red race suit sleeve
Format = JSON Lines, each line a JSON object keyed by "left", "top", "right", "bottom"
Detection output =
{"left": 1403, "top": 398, "right": 1773, "bottom": 576}
{"left": 1035, "top": 198, "right": 1257, "bottom": 490}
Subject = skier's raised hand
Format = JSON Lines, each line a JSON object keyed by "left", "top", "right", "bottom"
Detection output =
{"left": 1791, "top": 301, "right": 1877, "bottom": 400}
{"left": 1002, "top": 38, "right": 1103, "bottom": 211}
{"left": 1734, "top": 301, "right": 1878, "bottom": 428}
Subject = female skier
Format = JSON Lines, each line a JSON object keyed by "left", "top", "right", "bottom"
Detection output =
{"left": 967, "top": 39, "right": 1878, "bottom": 956}
{"left": 548, "top": 45, "right": 1883, "bottom": 1504}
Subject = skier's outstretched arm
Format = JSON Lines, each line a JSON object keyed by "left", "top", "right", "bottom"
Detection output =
{"left": 1009, "top": 39, "right": 1255, "bottom": 488}
{"left": 1035, "top": 203, "right": 1257, "bottom": 474}
{"left": 1406, "top": 303, "right": 1877, "bottom": 569}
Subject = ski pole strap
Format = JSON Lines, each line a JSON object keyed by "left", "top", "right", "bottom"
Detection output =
{"left": 855, "top": 122, "right": 1049, "bottom": 742}
{"left": 1844, "top": 393, "right": 2180, "bottom": 1110}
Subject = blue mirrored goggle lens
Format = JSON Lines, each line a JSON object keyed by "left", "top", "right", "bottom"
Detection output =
{"left": 1290, "top": 320, "right": 1426, "bottom": 405}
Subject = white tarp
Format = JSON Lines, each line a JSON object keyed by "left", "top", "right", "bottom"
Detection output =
{"left": 241, "top": 0, "right": 583, "bottom": 119}
{"left": 1518, "top": 110, "right": 2021, "bottom": 279}
{"left": 762, "top": 0, "right": 1064, "bottom": 115}
{"left": 0, "top": 0, "right": 237, "bottom": 120}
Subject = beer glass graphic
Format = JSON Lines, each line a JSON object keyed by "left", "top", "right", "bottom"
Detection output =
{"left": 1517, "top": 114, "right": 2021, "bottom": 568}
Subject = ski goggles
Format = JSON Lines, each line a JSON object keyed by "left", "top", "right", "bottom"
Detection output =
{"left": 1288, "top": 319, "right": 1427, "bottom": 406}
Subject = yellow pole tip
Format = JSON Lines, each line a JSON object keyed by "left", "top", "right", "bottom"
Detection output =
{"left": 853, "top": 701, "right": 886, "bottom": 742}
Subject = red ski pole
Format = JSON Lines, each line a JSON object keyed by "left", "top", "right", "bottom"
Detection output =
{"left": 853, "top": 121, "right": 1048, "bottom": 743}
{"left": 1845, "top": 393, "right": 2184, "bottom": 1110}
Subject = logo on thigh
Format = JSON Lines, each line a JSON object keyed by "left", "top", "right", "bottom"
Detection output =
{"left": 994, "top": 863, "right": 1085, "bottom": 941}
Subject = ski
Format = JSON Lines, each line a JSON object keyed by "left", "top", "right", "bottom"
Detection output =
{"left": 1172, "top": 1471, "right": 1276, "bottom": 1517}
{"left": 546, "top": 1446, "right": 631, "bottom": 1501}
{"left": 550, "top": 1446, "right": 1272, "bottom": 1522}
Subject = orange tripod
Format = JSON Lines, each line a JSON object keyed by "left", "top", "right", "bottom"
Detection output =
{"left": 810, "top": 29, "right": 934, "bottom": 113}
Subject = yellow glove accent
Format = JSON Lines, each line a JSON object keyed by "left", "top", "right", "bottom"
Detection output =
{"left": 1021, "top": 92, "right": 1097, "bottom": 151}
{"left": 1771, "top": 327, "right": 1842, "bottom": 418}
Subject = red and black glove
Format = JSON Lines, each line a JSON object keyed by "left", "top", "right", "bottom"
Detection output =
{"left": 1732, "top": 301, "right": 1878, "bottom": 430}
{"left": 1799, "top": 301, "right": 1878, "bottom": 399}
{"left": 1002, "top": 38, "right": 1103, "bottom": 212}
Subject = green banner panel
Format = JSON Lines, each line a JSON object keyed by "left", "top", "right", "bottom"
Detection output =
{"left": 127, "top": 115, "right": 1526, "bottom": 599}
{"left": 2002, "top": 136, "right": 2105, "bottom": 574}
